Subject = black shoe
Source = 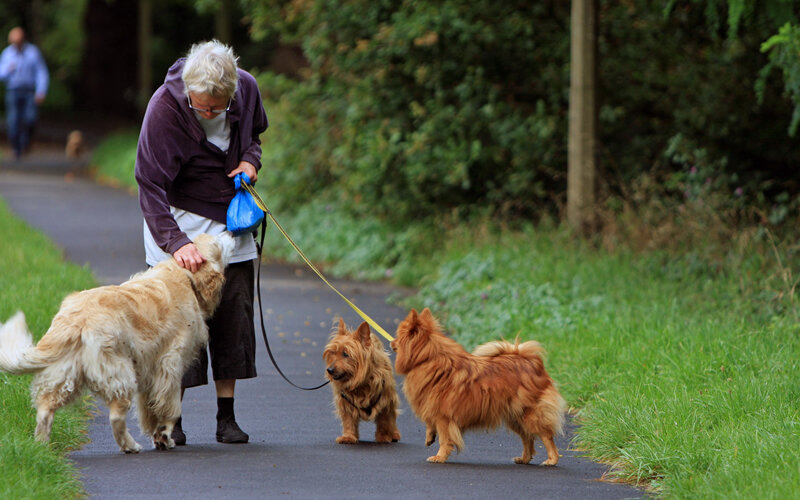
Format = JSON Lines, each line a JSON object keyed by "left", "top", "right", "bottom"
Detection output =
{"left": 216, "top": 417, "right": 249, "bottom": 443}
{"left": 171, "top": 417, "right": 186, "bottom": 446}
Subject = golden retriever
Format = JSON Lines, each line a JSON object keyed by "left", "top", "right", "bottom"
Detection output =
{"left": 0, "top": 232, "right": 234, "bottom": 453}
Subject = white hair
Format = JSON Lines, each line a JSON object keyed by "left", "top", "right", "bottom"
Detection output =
{"left": 181, "top": 40, "right": 239, "bottom": 99}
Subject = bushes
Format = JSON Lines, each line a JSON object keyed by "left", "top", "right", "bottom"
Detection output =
{"left": 251, "top": 1, "right": 570, "bottom": 219}
{"left": 249, "top": 0, "right": 799, "bottom": 228}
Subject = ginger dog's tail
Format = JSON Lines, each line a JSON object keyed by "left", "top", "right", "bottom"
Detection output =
{"left": 0, "top": 311, "right": 57, "bottom": 374}
{"left": 473, "top": 338, "right": 566, "bottom": 436}
{"left": 472, "top": 339, "right": 545, "bottom": 359}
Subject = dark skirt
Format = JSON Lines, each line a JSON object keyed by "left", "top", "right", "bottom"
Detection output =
{"left": 182, "top": 259, "right": 257, "bottom": 388}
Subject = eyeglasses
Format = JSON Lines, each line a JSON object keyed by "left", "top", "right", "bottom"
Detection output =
{"left": 187, "top": 96, "right": 231, "bottom": 114}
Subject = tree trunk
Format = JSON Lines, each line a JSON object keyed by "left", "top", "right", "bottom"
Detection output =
{"left": 138, "top": 0, "right": 153, "bottom": 114}
{"left": 214, "top": 0, "right": 233, "bottom": 44}
{"left": 79, "top": 0, "right": 139, "bottom": 118}
{"left": 567, "top": 0, "right": 598, "bottom": 234}
{"left": 29, "top": 0, "right": 45, "bottom": 42}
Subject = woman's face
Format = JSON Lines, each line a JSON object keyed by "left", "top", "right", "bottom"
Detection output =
{"left": 187, "top": 92, "right": 230, "bottom": 120}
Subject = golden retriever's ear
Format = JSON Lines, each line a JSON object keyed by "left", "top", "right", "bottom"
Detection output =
{"left": 356, "top": 322, "right": 371, "bottom": 347}
{"left": 337, "top": 318, "right": 347, "bottom": 336}
{"left": 192, "top": 268, "right": 226, "bottom": 316}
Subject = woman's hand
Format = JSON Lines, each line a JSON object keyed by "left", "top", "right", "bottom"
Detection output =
{"left": 173, "top": 243, "right": 205, "bottom": 272}
{"left": 228, "top": 161, "right": 257, "bottom": 183}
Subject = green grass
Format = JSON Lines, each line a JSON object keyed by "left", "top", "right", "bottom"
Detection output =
{"left": 410, "top": 228, "right": 799, "bottom": 498}
{"left": 88, "top": 129, "right": 139, "bottom": 192}
{"left": 89, "top": 130, "right": 800, "bottom": 498}
{"left": 0, "top": 199, "right": 96, "bottom": 499}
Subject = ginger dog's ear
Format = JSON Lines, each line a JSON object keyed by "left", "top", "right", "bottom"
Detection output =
{"left": 356, "top": 322, "right": 371, "bottom": 347}
{"left": 337, "top": 318, "right": 347, "bottom": 336}
{"left": 416, "top": 308, "right": 438, "bottom": 336}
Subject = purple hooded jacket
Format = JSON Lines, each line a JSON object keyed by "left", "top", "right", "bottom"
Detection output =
{"left": 135, "top": 58, "right": 269, "bottom": 255}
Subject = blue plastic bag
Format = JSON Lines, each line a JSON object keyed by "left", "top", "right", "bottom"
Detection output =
{"left": 226, "top": 173, "right": 265, "bottom": 235}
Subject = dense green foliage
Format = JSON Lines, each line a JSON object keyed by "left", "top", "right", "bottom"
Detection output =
{"left": 0, "top": 200, "right": 95, "bottom": 499}
{"left": 249, "top": 1, "right": 570, "bottom": 219}
{"left": 761, "top": 21, "right": 800, "bottom": 135}
{"left": 245, "top": 0, "right": 800, "bottom": 224}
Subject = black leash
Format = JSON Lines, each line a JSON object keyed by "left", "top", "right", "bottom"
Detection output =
{"left": 255, "top": 218, "right": 329, "bottom": 391}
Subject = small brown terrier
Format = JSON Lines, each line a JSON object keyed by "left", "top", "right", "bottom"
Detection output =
{"left": 323, "top": 319, "right": 401, "bottom": 444}
{"left": 391, "top": 308, "right": 566, "bottom": 465}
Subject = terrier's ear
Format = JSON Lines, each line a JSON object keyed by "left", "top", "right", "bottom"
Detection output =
{"left": 356, "top": 322, "right": 372, "bottom": 347}
{"left": 337, "top": 318, "right": 347, "bottom": 335}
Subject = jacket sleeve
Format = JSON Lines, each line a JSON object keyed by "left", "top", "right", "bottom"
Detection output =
{"left": 239, "top": 71, "right": 269, "bottom": 171}
{"left": 135, "top": 90, "right": 192, "bottom": 255}
{"left": 0, "top": 48, "right": 12, "bottom": 80}
{"left": 32, "top": 46, "right": 48, "bottom": 96}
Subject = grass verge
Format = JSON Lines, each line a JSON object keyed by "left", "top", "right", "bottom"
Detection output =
{"left": 90, "top": 131, "right": 799, "bottom": 498}
{"left": 0, "top": 198, "right": 96, "bottom": 499}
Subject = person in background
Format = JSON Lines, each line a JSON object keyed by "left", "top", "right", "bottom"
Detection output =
{"left": 0, "top": 27, "right": 49, "bottom": 160}
{"left": 135, "top": 40, "right": 268, "bottom": 445}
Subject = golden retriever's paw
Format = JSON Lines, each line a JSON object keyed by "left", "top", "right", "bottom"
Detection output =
{"left": 335, "top": 435, "right": 358, "bottom": 444}
{"left": 513, "top": 456, "right": 532, "bottom": 464}
{"left": 122, "top": 442, "right": 142, "bottom": 454}
{"left": 154, "top": 437, "right": 176, "bottom": 451}
{"left": 153, "top": 427, "right": 176, "bottom": 450}
{"left": 541, "top": 457, "right": 558, "bottom": 466}
{"left": 426, "top": 455, "right": 448, "bottom": 463}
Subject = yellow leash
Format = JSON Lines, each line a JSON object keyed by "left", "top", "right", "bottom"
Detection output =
{"left": 241, "top": 182, "right": 394, "bottom": 342}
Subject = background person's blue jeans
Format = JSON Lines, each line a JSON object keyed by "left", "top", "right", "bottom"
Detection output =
{"left": 5, "top": 87, "right": 37, "bottom": 157}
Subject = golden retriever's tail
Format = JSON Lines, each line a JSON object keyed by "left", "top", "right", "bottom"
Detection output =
{"left": 0, "top": 311, "right": 55, "bottom": 374}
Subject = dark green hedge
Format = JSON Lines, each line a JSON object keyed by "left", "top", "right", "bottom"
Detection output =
{"left": 248, "top": 0, "right": 800, "bottom": 222}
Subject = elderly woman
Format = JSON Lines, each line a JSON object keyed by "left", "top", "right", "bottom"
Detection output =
{"left": 135, "top": 40, "right": 268, "bottom": 445}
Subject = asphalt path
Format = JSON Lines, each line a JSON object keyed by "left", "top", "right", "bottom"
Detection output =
{"left": 0, "top": 154, "right": 641, "bottom": 499}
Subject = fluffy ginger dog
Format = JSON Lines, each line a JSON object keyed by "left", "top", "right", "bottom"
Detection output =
{"left": 323, "top": 319, "right": 401, "bottom": 444}
{"left": 0, "top": 232, "right": 234, "bottom": 453}
{"left": 391, "top": 308, "right": 566, "bottom": 465}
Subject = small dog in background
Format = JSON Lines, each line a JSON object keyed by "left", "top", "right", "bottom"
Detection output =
{"left": 323, "top": 319, "right": 401, "bottom": 444}
{"left": 391, "top": 308, "right": 566, "bottom": 465}
{"left": 0, "top": 233, "right": 234, "bottom": 453}
{"left": 65, "top": 130, "right": 84, "bottom": 158}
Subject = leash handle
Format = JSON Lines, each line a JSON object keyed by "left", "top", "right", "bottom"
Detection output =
{"left": 255, "top": 217, "right": 329, "bottom": 391}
